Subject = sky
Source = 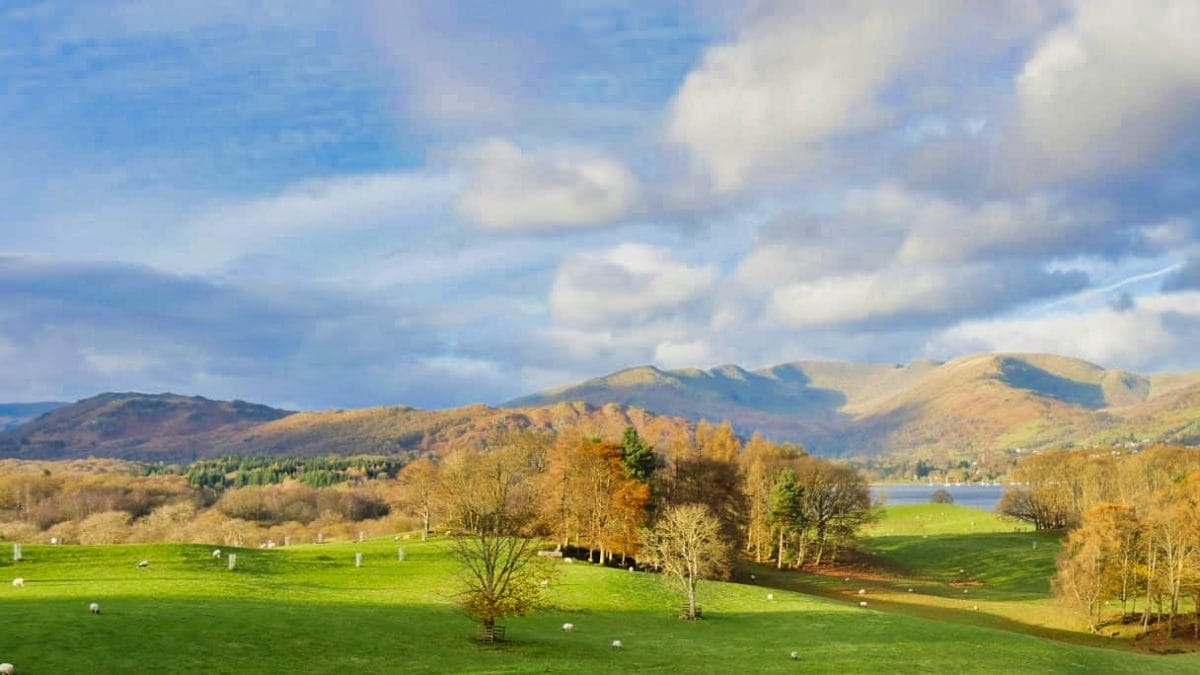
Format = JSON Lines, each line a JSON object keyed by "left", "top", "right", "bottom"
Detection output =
{"left": 2, "top": 0, "right": 1199, "bottom": 410}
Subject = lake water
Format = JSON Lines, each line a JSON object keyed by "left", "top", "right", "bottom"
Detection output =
{"left": 870, "top": 483, "right": 1007, "bottom": 511}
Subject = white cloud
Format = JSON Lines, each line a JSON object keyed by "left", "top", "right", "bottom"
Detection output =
{"left": 1010, "top": 0, "right": 1200, "bottom": 183}
{"left": 549, "top": 243, "right": 716, "bottom": 329}
{"left": 767, "top": 263, "right": 1087, "bottom": 329}
{"left": 666, "top": 1, "right": 963, "bottom": 191}
{"left": 457, "top": 139, "right": 640, "bottom": 230}
{"left": 928, "top": 291, "right": 1200, "bottom": 371}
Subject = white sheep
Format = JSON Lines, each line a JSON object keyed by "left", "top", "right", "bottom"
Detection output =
{"left": 963, "top": 589, "right": 969, "bottom": 594}
{"left": 137, "top": 560, "right": 150, "bottom": 568}
{"left": 858, "top": 588, "right": 866, "bottom": 595}
{"left": 907, "top": 588, "right": 914, "bottom": 593}
{"left": 11, "top": 578, "right": 24, "bottom": 588}
{"left": 859, "top": 601, "right": 868, "bottom": 608}
{"left": 766, "top": 593, "right": 774, "bottom": 601}
{"left": 539, "top": 579, "right": 549, "bottom": 588}
{"left": 789, "top": 651, "right": 799, "bottom": 661}
{"left": 0, "top": 662, "right": 14, "bottom": 674}
{"left": 89, "top": 602, "right": 100, "bottom": 615}
{"left": 561, "top": 623, "right": 574, "bottom": 632}
{"left": 212, "top": 549, "right": 221, "bottom": 558}
{"left": 611, "top": 639, "right": 622, "bottom": 649}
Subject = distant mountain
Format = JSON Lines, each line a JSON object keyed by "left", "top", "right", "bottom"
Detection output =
{"left": 0, "top": 393, "right": 690, "bottom": 462}
{"left": 507, "top": 353, "right": 1200, "bottom": 456}
{"left": 0, "top": 401, "right": 69, "bottom": 431}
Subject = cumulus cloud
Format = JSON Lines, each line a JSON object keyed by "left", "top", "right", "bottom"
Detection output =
{"left": 928, "top": 291, "right": 1200, "bottom": 371}
{"left": 457, "top": 139, "right": 640, "bottom": 230}
{"left": 549, "top": 243, "right": 716, "bottom": 328}
{"left": 666, "top": 1, "right": 1016, "bottom": 191}
{"left": 1009, "top": 0, "right": 1200, "bottom": 184}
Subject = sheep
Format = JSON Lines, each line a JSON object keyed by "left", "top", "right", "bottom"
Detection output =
{"left": 212, "top": 549, "right": 221, "bottom": 558}
{"left": 50, "top": 536, "right": 59, "bottom": 544}
{"left": 89, "top": 602, "right": 100, "bottom": 615}
{"left": 789, "top": 651, "right": 799, "bottom": 661}
{"left": 907, "top": 588, "right": 914, "bottom": 593}
{"left": 859, "top": 601, "right": 868, "bottom": 608}
{"left": 857, "top": 588, "right": 866, "bottom": 595}
{"left": 561, "top": 623, "right": 574, "bottom": 632}
{"left": 611, "top": 640, "right": 622, "bottom": 649}
{"left": 628, "top": 566, "right": 634, "bottom": 572}
{"left": 564, "top": 558, "right": 574, "bottom": 564}
{"left": 973, "top": 605, "right": 979, "bottom": 611}
{"left": 0, "top": 662, "right": 13, "bottom": 674}
{"left": 963, "top": 589, "right": 969, "bottom": 594}
{"left": 766, "top": 593, "right": 774, "bottom": 601}
{"left": 843, "top": 577, "right": 850, "bottom": 582}
{"left": 11, "top": 578, "right": 24, "bottom": 588}
{"left": 137, "top": 560, "right": 150, "bottom": 568}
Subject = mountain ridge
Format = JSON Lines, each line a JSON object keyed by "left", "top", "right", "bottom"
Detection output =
{"left": 507, "top": 352, "right": 1200, "bottom": 455}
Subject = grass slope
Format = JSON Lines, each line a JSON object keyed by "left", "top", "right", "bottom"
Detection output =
{"left": 3, "top": 533, "right": 1199, "bottom": 673}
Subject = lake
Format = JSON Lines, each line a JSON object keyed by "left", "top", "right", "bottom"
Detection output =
{"left": 870, "top": 483, "right": 1008, "bottom": 511}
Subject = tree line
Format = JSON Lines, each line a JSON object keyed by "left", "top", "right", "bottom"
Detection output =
{"left": 998, "top": 445, "right": 1200, "bottom": 636}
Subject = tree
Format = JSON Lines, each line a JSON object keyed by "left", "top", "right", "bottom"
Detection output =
{"left": 397, "top": 456, "right": 439, "bottom": 540}
{"left": 640, "top": 503, "right": 731, "bottom": 620}
{"left": 439, "top": 438, "right": 548, "bottom": 636}
{"left": 619, "top": 426, "right": 657, "bottom": 482}
{"left": 768, "top": 468, "right": 804, "bottom": 569}
{"left": 930, "top": 488, "right": 954, "bottom": 504}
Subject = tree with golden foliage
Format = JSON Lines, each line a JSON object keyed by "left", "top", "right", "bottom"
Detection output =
{"left": 439, "top": 435, "right": 550, "bottom": 637}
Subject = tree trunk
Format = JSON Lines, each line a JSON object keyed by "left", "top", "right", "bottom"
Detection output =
{"left": 777, "top": 529, "right": 785, "bottom": 569}
{"left": 687, "top": 575, "right": 697, "bottom": 620}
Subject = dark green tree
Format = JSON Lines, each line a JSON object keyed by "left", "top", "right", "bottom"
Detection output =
{"left": 619, "top": 426, "right": 656, "bottom": 482}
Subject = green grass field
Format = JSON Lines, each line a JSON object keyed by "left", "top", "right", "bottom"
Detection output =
{"left": 3, "top": 529, "right": 1200, "bottom": 673}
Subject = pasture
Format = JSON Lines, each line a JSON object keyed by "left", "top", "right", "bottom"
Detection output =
{"left": 2, "top": 531, "right": 1198, "bottom": 673}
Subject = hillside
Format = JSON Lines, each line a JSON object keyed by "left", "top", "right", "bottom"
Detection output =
{"left": 508, "top": 353, "right": 1200, "bottom": 456}
{"left": 0, "top": 393, "right": 691, "bottom": 462}
{"left": 0, "top": 401, "right": 67, "bottom": 431}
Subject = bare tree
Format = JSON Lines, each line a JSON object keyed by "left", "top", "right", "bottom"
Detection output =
{"left": 640, "top": 503, "right": 731, "bottom": 620}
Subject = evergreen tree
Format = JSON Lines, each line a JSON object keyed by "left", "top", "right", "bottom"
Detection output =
{"left": 619, "top": 426, "right": 657, "bottom": 482}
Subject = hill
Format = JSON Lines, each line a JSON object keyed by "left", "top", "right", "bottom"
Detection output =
{"left": 0, "top": 401, "right": 68, "bottom": 431}
{"left": 0, "top": 393, "right": 690, "bottom": 462}
{"left": 508, "top": 353, "right": 1200, "bottom": 456}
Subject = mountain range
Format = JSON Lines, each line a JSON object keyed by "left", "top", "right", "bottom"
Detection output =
{"left": 2, "top": 353, "right": 1198, "bottom": 462}
{"left": 507, "top": 353, "right": 1200, "bottom": 455}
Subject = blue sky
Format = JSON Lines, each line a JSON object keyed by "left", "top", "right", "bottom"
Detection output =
{"left": 2, "top": 0, "right": 1199, "bottom": 410}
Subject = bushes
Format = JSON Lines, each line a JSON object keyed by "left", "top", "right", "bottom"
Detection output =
{"left": 930, "top": 488, "right": 954, "bottom": 504}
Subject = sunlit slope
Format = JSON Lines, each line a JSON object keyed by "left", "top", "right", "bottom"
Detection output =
{"left": 2, "top": 537, "right": 1197, "bottom": 673}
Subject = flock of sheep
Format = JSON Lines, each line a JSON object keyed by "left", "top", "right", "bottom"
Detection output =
{"left": 3, "top": 543, "right": 940, "bottom": 672}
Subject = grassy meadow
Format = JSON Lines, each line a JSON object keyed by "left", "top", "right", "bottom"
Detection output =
{"left": 3, "top": 522, "right": 1200, "bottom": 673}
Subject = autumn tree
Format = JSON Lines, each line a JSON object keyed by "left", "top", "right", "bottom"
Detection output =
{"left": 640, "top": 503, "right": 731, "bottom": 620}
{"left": 439, "top": 435, "right": 549, "bottom": 637}
{"left": 397, "top": 456, "right": 439, "bottom": 540}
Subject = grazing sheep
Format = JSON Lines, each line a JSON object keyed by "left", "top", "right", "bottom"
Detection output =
{"left": 0, "top": 662, "right": 13, "bottom": 674}
{"left": 907, "top": 588, "right": 914, "bottom": 593}
{"left": 611, "top": 640, "right": 622, "bottom": 649}
{"left": 561, "top": 623, "right": 574, "bottom": 632}
{"left": 564, "top": 558, "right": 574, "bottom": 564}
{"left": 539, "top": 579, "right": 549, "bottom": 588}
{"left": 89, "top": 602, "right": 100, "bottom": 615}
{"left": 857, "top": 589, "right": 866, "bottom": 595}
{"left": 963, "top": 589, "right": 969, "bottom": 594}
{"left": 212, "top": 549, "right": 221, "bottom": 558}
{"left": 628, "top": 566, "right": 634, "bottom": 572}
{"left": 973, "top": 605, "right": 979, "bottom": 611}
{"left": 859, "top": 601, "right": 868, "bottom": 608}
{"left": 12, "top": 578, "right": 24, "bottom": 588}
{"left": 50, "top": 536, "right": 59, "bottom": 544}
{"left": 767, "top": 593, "right": 774, "bottom": 601}
{"left": 137, "top": 560, "right": 150, "bottom": 568}
{"left": 843, "top": 577, "right": 850, "bottom": 582}
{"left": 789, "top": 651, "right": 799, "bottom": 661}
